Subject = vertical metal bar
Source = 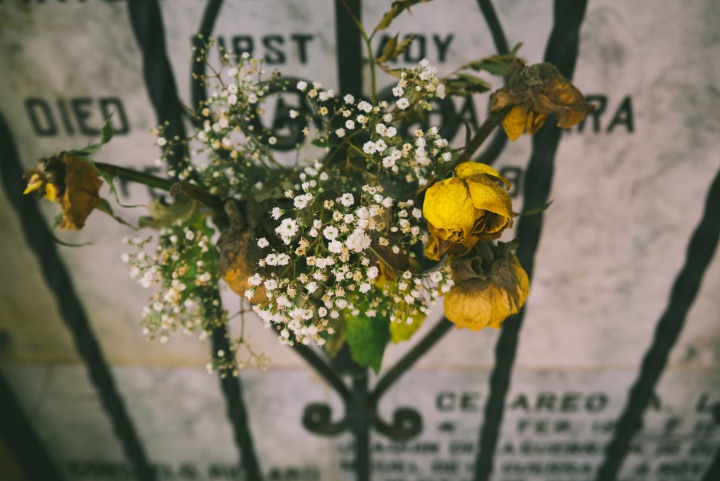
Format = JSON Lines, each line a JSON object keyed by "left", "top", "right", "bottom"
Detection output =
{"left": 334, "top": 0, "right": 363, "bottom": 98}
{"left": 475, "top": 0, "right": 510, "bottom": 55}
{"left": 334, "top": 1, "right": 368, "bottom": 480}
{"left": 472, "top": 2, "right": 589, "bottom": 479}
{"left": 126, "top": 0, "right": 188, "bottom": 173}
{"left": 211, "top": 326, "right": 263, "bottom": 481}
{"left": 187, "top": 2, "right": 263, "bottom": 478}
{"left": 474, "top": 0, "right": 510, "bottom": 167}
{"left": 372, "top": 318, "right": 453, "bottom": 402}
{"left": 0, "top": 110, "right": 156, "bottom": 481}
{"left": 702, "top": 445, "right": 720, "bottom": 481}
{"left": 595, "top": 166, "right": 720, "bottom": 480}
{"left": 349, "top": 370, "right": 371, "bottom": 481}
{"left": 0, "top": 371, "right": 67, "bottom": 481}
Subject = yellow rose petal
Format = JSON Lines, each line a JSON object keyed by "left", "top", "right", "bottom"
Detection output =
{"left": 502, "top": 105, "right": 528, "bottom": 141}
{"left": 423, "top": 177, "right": 479, "bottom": 240}
{"left": 466, "top": 175, "right": 514, "bottom": 220}
{"left": 23, "top": 174, "right": 43, "bottom": 195}
{"left": 455, "top": 162, "right": 511, "bottom": 189}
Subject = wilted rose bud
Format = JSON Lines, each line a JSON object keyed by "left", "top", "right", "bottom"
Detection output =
{"left": 423, "top": 162, "right": 514, "bottom": 260}
{"left": 23, "top": 153, "right": 102, "bottom": 230}
{"left": 217, "top": 201, "right": 268, "bottom": 304}
{"left": 444, "top": 241, "right": 529, "bottom": 330}
{"left": 490, "top": 62, "right": 595, "bottom": 140}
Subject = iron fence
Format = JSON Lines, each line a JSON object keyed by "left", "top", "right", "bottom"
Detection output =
{"left": 1, "top": 1, "right": 719, "bottom": 481}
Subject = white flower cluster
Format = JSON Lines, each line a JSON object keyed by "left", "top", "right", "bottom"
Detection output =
{"left": 247, "top": 165, "right": 454, "bottom": 346}
{"left": 123, "top": 221, "right": 220, "bottom": 342}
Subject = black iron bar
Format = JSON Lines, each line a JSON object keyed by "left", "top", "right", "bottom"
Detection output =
{"left": 372, "top": 318, "right": 453, "bottom": 403}
{"left": 472, "top": 1, "right": 589, "bottom": 480}
{"left": 126, "top": 0, "right": 188, "bottom": 174}
{"left": 334, "top": 0, "right": 363, "bottom": 98}
{"left": 476, "top": 0, "right": 510, "bottom": 55}
{"left": 473, "top": 0, "right": 510, "bottom": 167}
{"left": 0, "top": 110, "right": 156, "bottom": 481}
{"left": 350, "top": 370, "right": 371, "bottom": 481}
{"left": 188, "top": 1, "right": 263, "bottom": 477}
{"left": 595, "top": 167, "right": 720, "bottom": 480}
{"left": 702, "top": 443, "right": 720, "bottom": 481}
{"left": 0, "top": 370, "right": 68, "bottom": 481}
{"left": 291, "top": 343, "right": 352, "bottom": 403}
{"left": 211, "top": 324, "right": 263, "bottom": 481}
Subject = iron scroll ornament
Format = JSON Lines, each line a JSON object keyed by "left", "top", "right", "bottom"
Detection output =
{"left": 245, "top": 77, "right": 463, "bottom": 153}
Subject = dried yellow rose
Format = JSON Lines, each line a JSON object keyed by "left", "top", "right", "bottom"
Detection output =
{"left": 444, "top": 242, "right": 529, "bottom": 330}
{"left": 423, "top": 162, "right": 513, "bottom": 259}
{"left": 491, "top": 62, "right": 594, "bottom": 141}
{"left": 217, "top": 201, "right": 268, "bottom": 305}
{"left": 23, "top": 153, "right": 102, "bottom": 230}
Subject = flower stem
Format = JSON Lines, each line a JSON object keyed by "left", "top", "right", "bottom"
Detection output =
{"left": 451, "top": 106, "right": 510, "bottom": 168}
{"left": 94, "top": 161, "right": 226, "bottom": 215}
{"left": 94, "top": 162, "right": 175, "bottom": 191}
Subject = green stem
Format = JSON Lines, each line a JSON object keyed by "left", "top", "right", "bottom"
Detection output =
{"left": 94, "top": 161, "right": 226, "bottom": 216}
{"left": 94, "top": 162, "right": 175, "bottom": 191}
{"left": 93, "top": 162, "right": 175, "bottom": 191}
{"left": 451, "top": 106, "right": 510, "bottom": 168}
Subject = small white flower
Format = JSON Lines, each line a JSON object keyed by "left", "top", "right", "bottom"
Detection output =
{"left": 345, "top": 120, "right": 356, "bottom": 130}
{"left": 346, "top": 229, "right": 371, "bottom": 253}
{"left": 228, "top": 94, "right": 238, "bottom": 105}
{"left": 339, "top": 193, "right": 354, "bottom": 207}
{"left": 323, "top": 225, "right": 339, "bottom": 240}
{"left": 335, "top": 128, "right": 346, "bottom": 138}
{"left": 328, "top": 240, "right": 343, "bottom": 253}
{"left": 359, "top": 283, "right": 371, "bottom": 293}
{"left": 367, "top": 266, "right": 379, "bottom": 279}
{"left": 397, "top": 98, "right": 409, "bottom": 110}
{"left": 363, "top": 141, "right": 377, "bottom": 155}
{"left": 297, "top": 81, "right": 308, "bottom": 91}
{"left": 343, "top": 94, "right": 355, "bottom": 104}
{"left": 228, "top": 68, "right": 239, "bottom": 77}
{"left": 276, "top": 218, "right": 299, "bottom": 239}
{"left": 271, "top": 207, "right": 282, "bottom": 220}
{"left": 289, "top": 110, "right": 299, "bottom": 119}
{"left": 392, "top": 85, "right": 404, "bottom": 97}
{"left": 357, "top": 100, "right": 372, "bottom": 113}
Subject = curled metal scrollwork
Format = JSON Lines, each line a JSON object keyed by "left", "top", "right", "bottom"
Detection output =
{"left": 302, "top": 403, "right": 347, "bottom": 436}
{"left": 373, "top": 407, "right": 423, "bottom": 440}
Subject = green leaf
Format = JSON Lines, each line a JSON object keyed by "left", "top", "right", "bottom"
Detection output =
{"left": 66, "top": 116, "right": 114, "bottom": 157}
{"left": 97, "top": 198, "right": 137, "bottom": 229}
{"left": 311, "top": 136, "right": 333, "bottom": 149}
{"left": 344, "top": 298, "right": 390, "bottom": 373}
{"left": 390, "top": 311, "right": 426, "bottom": 343}
{"left": 376, "top": 34, "right": 416, "bottom": 64}
{"left": 138, "top": 195, "right": 199, "bottom": 229}
{"left": 101, "top": 116, "right": 114, "bottom": 144}
{"left": 514, "top": 200, "right": 553, "bottom": 217}
{"left": 376, "top": 34, "right": 399, "bottom": 63}
{"left": 375, "top": 0, "right": 432, "bottom": 32}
